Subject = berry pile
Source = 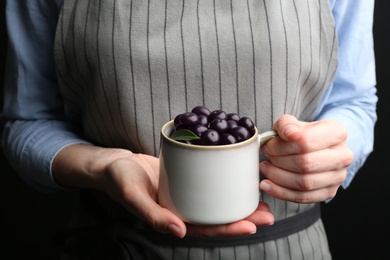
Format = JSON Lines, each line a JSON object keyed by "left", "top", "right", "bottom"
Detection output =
{"left": 171, "top": 106, "right": 256, "bottom": 145}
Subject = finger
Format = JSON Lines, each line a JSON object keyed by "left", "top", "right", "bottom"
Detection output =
{"left": 267, "top": 121, "right": 348, "bottom": 156}
{"left": 272, "top": 115, "right": 303, "bottom": 141}
{"left": 115, "top": 169, "right": 187, "bottom": 238}
{"left": 186, "top": 220, "right": 257, "bottom": 237}
{"left": 244, "top": 202, "right": 275, "bottom": 225}
{"left": 123, "top": 191, "right": 188, "bottom": 238}
{"left": 260, "top": 160, "right": 347, "bottom": 191}
{"left": 186, "top": 203, "right": 274, "bottom": 237}
{"left": 264, "top": 146, "right": 354, "bottom": 173}
{"left": 186, "top": 217, "right": 271, "bottom": 237}
{"left": 259, "top": 178, "right": 340, "bottom": 203}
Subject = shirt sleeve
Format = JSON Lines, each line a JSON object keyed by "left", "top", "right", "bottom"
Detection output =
{"left": 1, "top": 0, "right": 90, "bottom": 193}
{"left": 315, "top": 0, "right": 378, "bottom": 189}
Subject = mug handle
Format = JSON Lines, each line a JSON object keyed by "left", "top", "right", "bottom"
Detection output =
{"left": 258, "top": 130, "right": 278, "bottom": 146}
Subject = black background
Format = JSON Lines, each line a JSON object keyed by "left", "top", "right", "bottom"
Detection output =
{"left": 1, "top": 1, "right": 389, "bottom": 259}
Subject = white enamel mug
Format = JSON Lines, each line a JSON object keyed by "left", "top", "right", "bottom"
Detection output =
{"left": 158, "top": 120, "right": 276, "bottom": 225}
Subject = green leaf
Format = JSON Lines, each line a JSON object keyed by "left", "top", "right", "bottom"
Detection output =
{"left": 170, "top": 129, "right": 200, "bottom": 141}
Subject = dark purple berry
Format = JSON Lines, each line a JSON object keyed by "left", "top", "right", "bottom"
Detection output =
{"left": 174, "top": 113, "right": 182, "bottom": 127}
{"left": 190, "top": 125, "right": 207, "bottom": 145}
{"left": 190, "top": 125, "right": 208, "bottom": 137}
{"left": 198, "top": 115, "right": 208, "bottom": 126}
{"left": 200, "top": 129, "right": 220, "bottom": 145}
{"left": 220, "top": 134, "right": 237, "bottom": 145}
{"left": 238, "top": 116, "right": 255, "bottom": 135}
{"left": 175, "top": 123, "right": 190, "bottom": 131}
{"left": 227, "top": 120, "right": 238, "bottom": 131}
{"left": 208, "top": 110, "right": 227, "bottom": 122}
{"left": 179, "top": 112, "right": 199, "bottom": 126}
{"left": 171, "top": 106, "right": 257, "bottom": 146}
{"left": 191, "top": 106, "right": 211, "bottom": 117}
{"left": 230, "top": 126, "right": 251, "bottom": 142}
{"left": 209, "top": 119, "right": 228, "bottom": 134}
{"left": 227, "top": 113, "right": 240, "bottom": 122}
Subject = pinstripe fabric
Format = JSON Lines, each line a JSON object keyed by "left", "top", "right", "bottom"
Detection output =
{"left": 156, "top": 220, "right": 330, "bottom": 260}
{"left": 55, "top": 0, "right": 337, "bottom": 259}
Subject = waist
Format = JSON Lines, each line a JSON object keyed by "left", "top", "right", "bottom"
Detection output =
{"left": 78, "top": 189, "right": 321, "bottom": 247}
{"left": 143, "top": 203, "right": 321, "bottom": 247}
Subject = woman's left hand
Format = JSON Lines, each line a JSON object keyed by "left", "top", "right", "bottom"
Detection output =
{"left": 185, "top": 201, "right": 274, "bottom": 237}
{"left": 259, "top": 115, "right": 354, "bottom": 203}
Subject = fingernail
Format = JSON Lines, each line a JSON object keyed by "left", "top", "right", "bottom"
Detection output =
{"left": 248, "top": 227, "right": 257, "bottom": 235}
{"left": 260, "top": 181, "right": 271, "bottom": 191}
{"left": 168, "top": 224, "right": 182, "bottom": 237}
{"left": 284, "top": 125, "right": 299, "bottom": 137}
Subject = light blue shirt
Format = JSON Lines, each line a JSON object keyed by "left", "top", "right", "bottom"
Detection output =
{"left": 1, "top": 0, "right": 377, "bottom": 193}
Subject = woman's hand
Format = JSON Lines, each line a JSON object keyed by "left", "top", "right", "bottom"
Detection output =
{"left": 259, "top": 115, "right": 354, "bottom": 203}
{"left": 98, "top": 152, "right": 274, "bottom": 238}
{"left": 185, "top": 202, "right": 274, "bottom": 237}
{"left": 53, "top": 145, "right": 274, "bottom": 239}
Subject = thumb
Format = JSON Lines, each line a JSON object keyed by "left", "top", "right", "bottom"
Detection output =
{"left": 135, "top": 197, "right": 187, "bottom": 238}
{"left": 273, "top": 115, "right": 303, "bottom": 141}
{"left": 155, "top": 206, "right": 188, "bottom": 238}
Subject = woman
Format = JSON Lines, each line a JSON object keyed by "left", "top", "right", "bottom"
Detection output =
{"left": 2, "top": 0, "right": 377, "bottom": 259}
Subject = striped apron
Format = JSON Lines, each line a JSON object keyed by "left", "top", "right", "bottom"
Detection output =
{"left": 54, "top": 0, "right": 338, "bottom": 259}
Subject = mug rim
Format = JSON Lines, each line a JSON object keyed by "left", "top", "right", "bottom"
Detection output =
{"left": 161, "top": 120, "right": 259, "bottom": 150}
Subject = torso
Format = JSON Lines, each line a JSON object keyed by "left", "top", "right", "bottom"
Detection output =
{"left": 55, "top": 0, "right": 337, "bottom": 258}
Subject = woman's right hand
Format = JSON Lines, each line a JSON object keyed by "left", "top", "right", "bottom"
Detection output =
{"left": 52, "top": 144, "right": 274, "bottom": 238}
